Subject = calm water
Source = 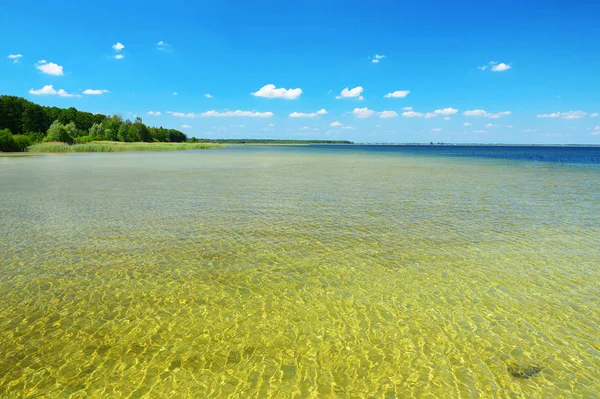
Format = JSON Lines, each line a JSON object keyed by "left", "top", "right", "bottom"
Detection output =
{"left": 1, "top": 146, "right": 599, "bottom": 398}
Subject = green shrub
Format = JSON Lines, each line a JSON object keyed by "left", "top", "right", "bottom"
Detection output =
{"left": 0, "top": 129, "right": 17, "bottom": 152}
{"left": 46, "top": 120, "right": 74, "bottom": 144}
{"left": 74, "top": 135, "right": 94, "bottom": 144}
{"left": 12, "top": 135, "right": 32, "bottom": 151}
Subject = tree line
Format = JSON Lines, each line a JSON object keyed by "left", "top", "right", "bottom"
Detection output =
{"left": 0, "top": 95, "right": 187, "bottom": 151}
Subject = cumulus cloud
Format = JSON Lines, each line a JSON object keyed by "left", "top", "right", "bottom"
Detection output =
{"left": 402, "top": 106, "right": 413, "bottom": 111}
{"left": 537, "top": 111, "right": 586, "bottom": 119}
{"left": 204, "top": 93, "right": 213, "bottom": 99}
{"left": 36, "top": 60, "right": 64, "bottom": 76}
{"left": 590, "top": 113, "right": 598, "bottom": 117}
{"left": 463, "top": 109, "right": 511, "bottom": 118}
{"left": 200, "top": 110, "right": 274, "bottom": 118}
{"left": 147, "top": 111, "right": 162, "bottom": 116}
{"left": 113, "top": 42, "right": 125, "bottom": 51}
{"left": 169, "top": 112, "right": 196, "bottom": 118}
{"left": 372, "top": 59, "right": 380, "bottom": 64}
{"left": 336, "top": 86, "right": 364, "bottom": 99}
{"left": 434, "top": 108, "right": 459, "bottom": 116}
{"left": 384, "top": 90, "right": 410, "bottom": 98}
{"left": 330, "top": 121, "right": 342, "bottom": 127}
{"left": 352, "top": 107, "right": 375, "bottom": 118}
{"left": 173, "top": 92, "right": 178, "bottom": 96}
{"left": 114, "top": 54, "right": 124, "bottom": 60}
{"left": 425, "top": 113, "right": 437, "bottom": 119}
{"left": 463, "top": 122, "right": 472, "bottom": 127}
{"left": 402, "top": 111, "right": 424, "bottom": 118}
{"left": 491, "top": 63, "right": 511, "bottom": 72}
{"left": 485, "top": 123, "right": 498, "bottom": 128}
{"left": 289, "top": 109, "right": 327, "bottom": 118}
{"left": 379, "top": 110, "right": 398, "bottom": 118}
{"left": 83, "top": 89, "right": 108, "bottom": 95}
{"left": 479, "top": 61, "right": 511, "bottom": 72}
{"left": 8, "top": 54, "right": 22, "bottom": 63}
{"left": 29, "top": 85, "right": 77, "bottom": 97}
{"left": 252, "top": 84, "right": 302, "bottom": 100}
{"left": 181, "top": 124, "right": 191, "bottom": 129}
{"left": 444, "top": 117, "right": 451, "bottom": 120}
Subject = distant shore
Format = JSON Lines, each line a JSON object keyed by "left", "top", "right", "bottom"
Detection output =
{"left": 27, "top": 141, "right": 224, "bottom": 153}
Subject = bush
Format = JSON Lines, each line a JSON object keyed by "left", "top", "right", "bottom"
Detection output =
{"left": 46, "top": 120, "right": 74, "bottom": 144}
{"left": 12, "top": 135, "right": 31, "bottom": 151}
{"left": 24, "top": 132, "right": 45, "bottom": 144}
{"left": 0, "top": 129, "right": 17, "bottom": 152}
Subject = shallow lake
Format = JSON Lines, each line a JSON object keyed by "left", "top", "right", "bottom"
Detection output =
{"left": 1, "top": 145, "right": 599, "bottom": 398}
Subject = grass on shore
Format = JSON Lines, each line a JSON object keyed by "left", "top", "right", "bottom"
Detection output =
{"left": 28, "top": 141, "right": 224, "bottom": 153}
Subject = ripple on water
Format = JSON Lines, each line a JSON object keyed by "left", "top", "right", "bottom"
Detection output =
{"left": 0, "top": 149, "right": 599, "bottom": 398}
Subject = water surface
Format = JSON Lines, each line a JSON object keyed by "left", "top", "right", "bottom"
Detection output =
{"left": 1, "top": 146, "right": 599, "bottom": 398}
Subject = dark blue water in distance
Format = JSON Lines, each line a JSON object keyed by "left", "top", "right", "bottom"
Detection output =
{"left": 305, "top": 145, "right": 600, "bottom": 165}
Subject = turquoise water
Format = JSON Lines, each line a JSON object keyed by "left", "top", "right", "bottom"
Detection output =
{"left": 1, "top": 146, "right": 599, "bottom": 398}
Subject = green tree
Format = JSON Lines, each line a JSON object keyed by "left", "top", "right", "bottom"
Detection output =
{"left": 46, "top": 120, "right": 74, "bottom": 144}
{"left": 0, "top": 96, "right": 25, "bottom": 134}
{"left": 89, "top": 123, "right": 104, "bottom": 140}
{"left": 22, "top": 102, "right": 47, "bottom": 134}
{"left": 118, "top": 120, "right": 132, "bottom": 142}
{"left": 103, "top": 115, "right": 122, "bottom": 141}
{"left": 65, "top": 122, "right": 80, "bottom": 138}
{"left": 129, "top": 117, "right": 150, "bottom": 142}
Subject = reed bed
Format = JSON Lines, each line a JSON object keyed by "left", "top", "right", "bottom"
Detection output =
{"left": 28, "top": 141, "right": 223, "bottom": 153}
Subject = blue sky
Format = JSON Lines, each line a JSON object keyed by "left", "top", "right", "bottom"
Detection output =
{"left": 2, "top": 0, "right": 600, "bottom": 144}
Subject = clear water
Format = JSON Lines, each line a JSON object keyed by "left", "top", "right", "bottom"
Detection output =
{"left": 1, "top": 146, "right": 599, "bottom": 398}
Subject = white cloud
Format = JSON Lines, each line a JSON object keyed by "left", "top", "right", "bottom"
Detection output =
{"left": 330, "top": 121, "right": 342, "bottom": 127}
{"left": 375, "top": 54, "right": 385, "bottom": 60}
{"left": 425, "top": 113, "right": 437, "bottom": 119}
{"left": 434, "top": 108, "right": 459, "bottom": 116}
{"left": 114, "top": 54, "right": 124, "bottom": 60}
{"left": 113, "top": 42, "right": 125, "bottom": 51}
{"left": 372, "top": 59, "right": 379, "bottom": 64}
{"left": 491, "top": 63, "right": 511, "bottom": 72}
{"left": 169, "top": 112, "right": 196, "bottom": 118}
{"left": 479, "top": 61, "right": 511, "bottom": 72}
{"left": 590, "top": 113, "right": 598, "bottom": 117}
{"left": 379, "top": 110, "right": 398, "bottom": 118}
{"left": 200, "top": 110, "right": 274, "bottom": 118}
{"left": 336, "top": 86, "right": 364, "bottom": 99}
{"left": 147, "top": 111, "right": 162, "bottom": 116}
{"left": 157, "top": 41, "right": 171, "bottom": 51}
{"left": 352, "top": 107, "right": 375, "bottom": 118}
{"left": 299, "top": 126, "right": 310, "bottom": 131}
{"left": 595, "top": 126, "right": 600, "bottom": 130}
{"left": 444, "top": 117, "right": 451, "bottom": 120}
{"left": 402, "top": 111, "right": 424, "bottom": 118}
{"left": 463, "top": 122, "right": 471, "bottom": 127}
{"left": 522, "top": 129, "right": 537, "bottom": 133}
{"left": 537, "top": 111, "right": 586, "bottom": 119}
{"left": 268, "top": 123, "right": 274, "bottom": 127}
{"left": 402, "top": 106, "right": 413, "bottom": 111}
{"left": 181, "top": 124, "right": 191, "bottom": 129}
{"left": 252, "top": 84, "right": 302, "bottom": 100}
{"left": 29, "top": 85, "right": 77, "bottom": 97}
{"left": 463, "top": 109, "right": 511, "bottom": 118}
{"left": 485, "top": 123, "right": 498, "bottom": 128}
{"left": 8, "top": 54, "right": 22, "bottom": 63}
{"left": 342, "top": 126, "right": 354, "bottom": 130}
{"left": 561, "top": 110, "right": 587, "bottom": 119}
{"left": 431, "top": 128, "right": 443, "bottom": 132}
{"left": 36, "top": 60, "right": 64, "bottom": 76}
{"left": 474, "top": 130, "right": 488, "bottom": 133}
{"left": 592, "top": 131, "right": 600, "bottom": 136}
{"left": 384, "top": 90, "right": 410, "bottom": 98}
{"left": 83, "top": 89, "right": 108, "bottom": 95}
{"left": 289, "top": 109, "right": 327, "bottom": 118}
{"left": 204, "top": 93, "right": 213, "bottom": 99}
{"left": 173, "top": 92, "right": 178, "bottom": 96}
